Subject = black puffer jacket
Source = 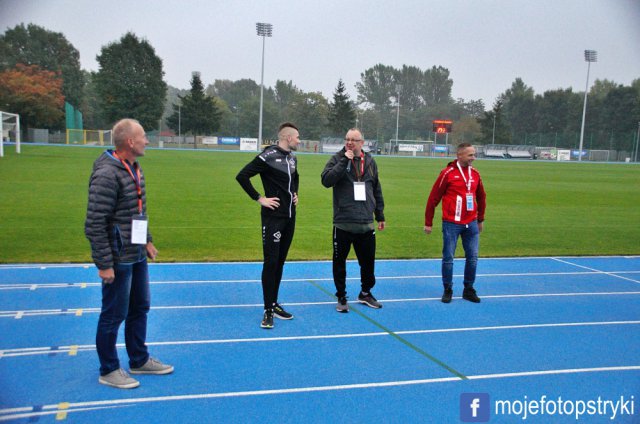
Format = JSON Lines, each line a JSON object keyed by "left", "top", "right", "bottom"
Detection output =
{"left": 321, "top": 148, "right": 385, "bottom": 224}
{"left": 85, "top": 150, "right": 151, "bottom": 269}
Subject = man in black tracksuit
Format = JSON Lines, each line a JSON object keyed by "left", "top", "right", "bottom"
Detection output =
{"left": 236, "top": 122, "right": 300, "bottom": 329}
{"left": 321, "top": 128, "right": 386, "bottom": 313}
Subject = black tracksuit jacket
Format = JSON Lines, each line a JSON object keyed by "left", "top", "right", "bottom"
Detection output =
{"left": 236, "top": 145, "right": 299, "bottom": 218}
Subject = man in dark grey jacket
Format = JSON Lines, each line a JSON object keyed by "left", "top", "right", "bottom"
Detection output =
{"left": 85, "top": 118, "right": 172, "bottom": 389}
{"left": 321, "top": 128, "right": 385, "bottom": 313}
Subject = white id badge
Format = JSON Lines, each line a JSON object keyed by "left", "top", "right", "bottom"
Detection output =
{"left": 354, "top": 182, "right": 366, "bottom": 201}
{"left": 131, "top": 215, "right": 148, "bottom": 245}
{"left": 466, "top": 194, "right": 474, "bottom": 211}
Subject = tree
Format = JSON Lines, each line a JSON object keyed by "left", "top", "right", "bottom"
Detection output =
{"left": 460, "top": 99, "right": 486, "bottom": 119}
{"left": 211, "top": 78, "right": 276, "bottom": 138}
{"left": 0, "top": 23, "right": 84, "bottom": 108}
{"left": 167, "top": 72, "right": 221, "bottom": 144}
{"left": 273, "top": 80, "right": 302, "bottom": 122}
{"left": 395, "top": 65, "right": 424, "bottom": 111}
{"left": 94, "top": 32, "right": 167, "bottom": 129}
{"left": 501, "top": 78, "right": 536, "bottom": 141}
{"left": 534, "top": 88, "right": 578, "bottom": 136}
{"left": 328, "top": 79, "right": 356, "bottom": 136}
{"left": 478, "top": 99, "right": 510, "bottom": 144}
{"left": 601, "top": 85, "right": 640, "bottom": 149}
{"left": 210, "top": 78, "right": 260, "bottom": 110}
{"left": 356, "top": 64, "right": 397, "bottom": 142}
{"left": 0, "top": 64, "right": 65, "bottom": 128}
{"left": 160, "top": 85, "right": 189, "bottom": 132}
{"left": 291, "top": 91, "right": 329, "bottom": 140}
{"left": 421, "top": 66, "right": 453, "bottom": 107}
{"left": 356, "top": 64, "right": 396, "bottom": 112}
{"left": 81, "top": 71, "right": 109, "bottom": 129}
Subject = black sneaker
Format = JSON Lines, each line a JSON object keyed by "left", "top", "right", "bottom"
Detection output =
{"left": 441, "top": 288, "right": 453, "bottom": 303}
{"left": 358, "top": 291, "right": 382, "bottom": 309}
{"left": 462, "top": 287, "right": 481, "bottom": 303}
{"left": 261, "top": 309, "right": 274, "bottom": 329}
{"left": 273, "top": 303, "right": 293, "bottom": 320}
{"left": 336, "top": 296, "right": 349, "bottom": 313}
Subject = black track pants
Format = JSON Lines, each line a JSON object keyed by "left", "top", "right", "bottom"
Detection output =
{"left": 332, "top": 226, "right": 376, "bottom": 298}
{"left": 261, "top": 215, "right": 296, "bottom": 308}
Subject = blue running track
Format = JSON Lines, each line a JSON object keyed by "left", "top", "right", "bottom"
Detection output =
{"left": 0, "top": 256, "right": 639, "bottom": 422}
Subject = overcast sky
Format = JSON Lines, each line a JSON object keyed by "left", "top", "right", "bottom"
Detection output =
{"left": 1, "top": 0, "right": 639, "bottom": 107}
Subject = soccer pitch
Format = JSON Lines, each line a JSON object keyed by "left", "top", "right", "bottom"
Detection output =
{"left": 0, "top": 145, "right": 638, "bottom": 263}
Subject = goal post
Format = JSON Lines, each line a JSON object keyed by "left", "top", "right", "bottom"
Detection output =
{"left": 1, "top": 111, "right": 21, "bottom": 157}
{"left": 66, "top": 129, "right": 112, "bottom": 146}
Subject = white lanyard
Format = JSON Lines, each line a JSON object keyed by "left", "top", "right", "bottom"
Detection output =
{"left": 456, "top": 161, "right": 472, "bottom": 193}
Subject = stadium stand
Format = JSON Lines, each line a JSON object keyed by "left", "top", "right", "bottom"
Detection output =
{"left": 505, "top": 145, "right": 533, "bottom": 159}
{"left": 484, "top": 145, "right": 508, "bottom": 158}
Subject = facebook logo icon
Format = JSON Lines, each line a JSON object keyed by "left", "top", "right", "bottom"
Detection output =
{"left": 460, "top": 393, "right": 490, "bottom": 422}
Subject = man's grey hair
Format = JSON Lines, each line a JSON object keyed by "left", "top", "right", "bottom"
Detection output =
{"left": 112, "top": 119, "right": 140, "bottom": 149}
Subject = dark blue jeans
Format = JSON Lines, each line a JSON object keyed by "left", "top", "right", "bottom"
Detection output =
{"left": 442, "top": 221, "right": 480, "bottom": 289}
{"left": 96, "top": 259, "right": 150, "bottom": 375}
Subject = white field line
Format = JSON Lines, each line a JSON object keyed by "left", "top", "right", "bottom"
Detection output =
{"left": 2, "top": 290, "right": 640, "bottom": 319}
{"left": 0, "top": 365, "right": 638, "bottom": 421}
{"left": 551, "top": 257, "right": 640, "bottom": 284}
{"left": 2, "top": 320, "right": 639, "bottom": 358}
{"left": 0, "top": 256, "right": 637, "bottom": 270}
{"left": 2, "top": 270, "right": 640, "bottom": 290}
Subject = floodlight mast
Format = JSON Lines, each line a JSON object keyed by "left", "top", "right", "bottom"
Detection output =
{"left": 256, "top": 22, "right": 273, "bottom": 150}
{"left": 578, "top": 50, "right": 597, "bottom": 162}
{"left": 395, "top": 84, "right": 401, "bottom": 154}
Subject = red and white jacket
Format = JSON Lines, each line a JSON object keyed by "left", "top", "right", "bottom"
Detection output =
{"left": 424, "top": 160, "right": 486, "bottom": 227}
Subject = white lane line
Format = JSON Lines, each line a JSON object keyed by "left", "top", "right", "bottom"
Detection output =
{"left": 0, "top": 256, "right": 637, "bottom": 270}
{"left": 2, "top": 270, "right": 640, "bottom": 290}
{"left": 0, "top": 405, "right": 131, "bottom": 421}
{"left": 551, "top": 257, "right": 640, "bottom": 284}
{"left": 0, "top": 365, "right": 638, "bottom": 421}
{"left": 2, "top": 320, "right": 639, "bottom": 358}
{"left": 2, "top": 290, "right": 640, "bottom": 319}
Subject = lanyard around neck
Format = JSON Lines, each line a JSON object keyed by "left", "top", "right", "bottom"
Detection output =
{"left": 456, "top": 161, "right": 472, "bottom": 193}
{"left": 351, "top": 151, "right": 365, "bottom": 181}
{"left": 113, "top": 151, "right": 143, "bottom": 214}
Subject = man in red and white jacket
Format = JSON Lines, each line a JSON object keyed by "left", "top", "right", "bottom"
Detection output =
{"left": 424, "top": 143, "right": 486, "bottom": 304}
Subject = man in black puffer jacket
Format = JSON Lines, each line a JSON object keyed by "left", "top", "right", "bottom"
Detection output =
{"left": 321, "top": 128, "right": 386, "bottom": 313}
{"left": 236, "top": 122, "right": 300, "bottom": 329}
{"left": 85, "top": 118, "right": 173, "bottom": 389}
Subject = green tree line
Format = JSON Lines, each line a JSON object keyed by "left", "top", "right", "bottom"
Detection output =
{"left": 1, "top": 24, "right": 639, "bottom": 149}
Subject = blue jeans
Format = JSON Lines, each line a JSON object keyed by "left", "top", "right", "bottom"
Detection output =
{"left": 441, "top": 221, "right": 480, "bottom": 289}
{"left": 96, "top": 259, "right": 150, "bottom": 375}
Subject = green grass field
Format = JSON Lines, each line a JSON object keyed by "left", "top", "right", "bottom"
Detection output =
{"left": 0, "top": 144, "right": 638, "bottom": 263}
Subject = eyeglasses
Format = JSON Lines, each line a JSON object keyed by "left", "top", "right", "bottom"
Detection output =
{"left": 344, "top": 138, "right": 362, "bottom": 142}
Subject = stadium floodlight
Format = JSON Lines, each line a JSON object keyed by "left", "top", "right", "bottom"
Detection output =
{"left": 395, "top": 84, "right": 402, "bottom": 154}
{"left": 578, "top": 49, "right": 597, "bottom": 162}
{"left": 256, "top": 22, "right": 273, "bottom": 150}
